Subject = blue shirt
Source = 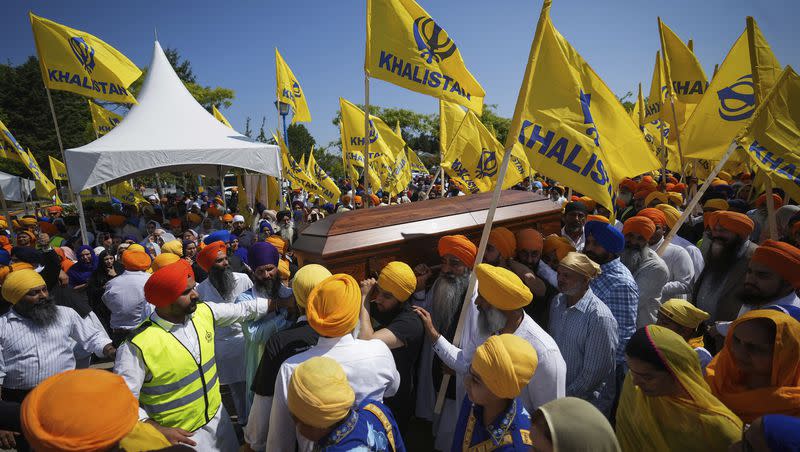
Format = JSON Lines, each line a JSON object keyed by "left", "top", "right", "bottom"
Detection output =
{"left": 590, "top": 258, "right": 638, "bottom": 364}
{"left": 452, "top": 396, "right": 532, "bottom": 451}
{"left": 317, "top": 399, "right": 406, "bottom": 452}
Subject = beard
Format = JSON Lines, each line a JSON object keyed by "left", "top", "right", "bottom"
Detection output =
{"left": 477, "top": 305, "right": 506, "bottom": 336}
{"left": 14, "top": 296, "right": 59, "bottom": 326}
{"left": 430, "top": 272, "right": 470, "bottom": 334}
{"left": 584, "top": 248, "right": 612, "bottom": 265}
{"left": 278, "top": 223, "right": 295, "bottom": 244}
{"left": 741, "top": 283, "right": 788, "bottom": 308}
{"left": 705, "top": 236, "right": 743, "bottom": 270}
{"left": 254, "top": 273, "right": 280, "bottom": 299}
{"left": 209, "top": 266, "right": 237, "bottom": 300}
{"left": 621, "top": 245, "right": 648, "bottom": 272}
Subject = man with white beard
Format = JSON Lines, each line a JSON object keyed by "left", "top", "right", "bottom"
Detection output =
{"left": 620, "top": 216, "right": 669, "bottom": 327}
{"left": 275, "top": 210, "right": 296, "bottom": 245}
{"left": 410, "top": 235, "right": 475, "bottom": 450}
{"left": 414, "top": 263, "right": 566, "bottom": 449}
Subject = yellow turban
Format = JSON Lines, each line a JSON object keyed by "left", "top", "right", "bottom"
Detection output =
{"left": 20, "top": 216, "right": 38, "bottom": 227}
{"left": 2, "top": 269, "right": 45, "bottom": 305}
{"left": 266, "top": 235, "right": 287, "bottom": 255}
{"left": 666, "top": 192, "right": 683, "bottom": 206}
{"left": 278, "top": 259, "right": 290, "bottom": 280}
{"left": 578, "top": 196, "right": 596, "bottom": 212}
{"left": 559, "top": 252, "right": 601, "bottom": 279}
{"left": 377, "top": 261, "right": 416, "bottom": 302}
{"left": 475, "top": 263, "right": 532, "bottom": 310}
{"left": 644, "top": 191, "right": 668, "bottom": 207}
{"left": 160, "top": 240, "right": 183, "bottom": 256}
{"left": 703, "top": 198, "right": 729, "bottom": 211}
{"left": 127, "top": 244, "right": 146, "bottom": 253}
{"left": 287, "top": 357, "right": 354, "bottom": 429}
{"left": 186, "top": 213, "right": 202, "bottom": 224}
{"left": 718, "top": 171, "right": 733, "bottom": 183}
{"left": 655, "top": 204, "right": 681, "bottom": 230}
{"left": 307, "top": 274, "right": 361, "bottom": 337}
{"left": 659, "top": 299, "right": 710, "bottom": 330}
{"left": 543, "top": 234, "right": 576, "bottom": 263}
{"left": 472, "top": 334, "right": 538, "bottom": 399}
{"left": 292, "top": 264, "right": 332, "bottom": 308}
{"left": 488, "top": 227, "right": 517, "bottom": 259}
{"left": 151, "top": 253, "right": 180, "bottom": 272}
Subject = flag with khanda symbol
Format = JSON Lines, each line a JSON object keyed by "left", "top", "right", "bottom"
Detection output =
{"left": 0, "top": 119, "right": 58, "bottom": 198}
{"left": 276, "top": 48, "right": 312, "bottom": 123}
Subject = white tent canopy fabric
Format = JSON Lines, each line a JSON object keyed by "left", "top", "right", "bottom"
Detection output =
{"left": 65, "top": 40, "right": 281, "bottom": 192}
{"left": 0, "top": 171, "right": 34, "bottom": 203}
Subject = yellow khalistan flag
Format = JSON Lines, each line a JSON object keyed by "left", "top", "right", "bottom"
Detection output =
{"left": 390, "top": 122, "right": 413, "bottom": 195}
{"left": 212, "top": 105, "right": 232, "bottom": 128}
{"left": 110, "top": 180, "right": 147, "bottom": 205}
{"left": 683, "top": 18, "right": 781, "bottom": 161}
{"left": 275, "top": 132, "right": 321, "bottom": 193}
{"left": 307, "top": 149, "right": 342, "bottom": 203}
{"left": 88, "top": 101, "right": 123, "bottom": 137}
{"left": 439, "top": 99, "right": 466, "bottom": 155}
{"left": 366, "top": 0, "right": 485, "bottom": 113}
{"left": 408, "top": 148, "right": 429, "bottom": 174}
{"left": 0, "top": 140, "right": 23, "bottom": 163}
{"left": 266, "top": 176, "right": 282, "bottom": 210}
{"left": 643, "top": 52, "right": 668, "bottom": 124}
{"left": 48, "top": 155, "right": 68, "bottom": 181}
{"left": 0, "top": 119, "right": 58, "bottom": 198}
{"left": 507, "top": 0, "right": 658, "bottom": 214}
{"left": 275, "top": 48, "right": 311, "bottom": 123}
{"left": 633, "top": 84, "right": 679, "bottom": 172}
{"left": 737, "top": 66, "right": 800, "bottom": 203}
{"left": 30, "top": 13, "right": 141, "bottom": 104}
{"left": 658, "top": 18, "right": 708, "bottom": 105}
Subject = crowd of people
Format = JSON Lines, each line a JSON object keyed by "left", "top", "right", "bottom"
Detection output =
{"left": 0, "top": 169, "right": 799, "bottom": 451}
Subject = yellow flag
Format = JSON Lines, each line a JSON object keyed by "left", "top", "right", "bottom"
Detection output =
{"left": 88, "top": 101, "right": 123, "bottom": 137}
{"left": 683, "top": 18, "right": 781, "bottom": 160}
{"left": 507, "top": 0, "right": 659, "bottom": 214}
{"left": 307, "top": 149, "right": 342, "bottom": 203}
{"left": 439, "top": 99, "right": 467, "bottom": 154}
{"left": 366, "top": 0, "right": 485, "bottom": 113}
{"left": 643, "top": 52, "right": 668, "bottom": 124}
{"left": 408, "top": 148, "right": 429, "bottom": 174}
{"left": 266, "top": 175, "right": 282, "bottom": 210}
{"left": 299, "top": 154, "right": 306, "bottom": 170}
{"left": 389, "top": 122, "right": 413, "bottom": 195}
{"left": 737, "top": 66, "right": 800, "bottom": 203}
{"left": 30, "top": 13, "right": 141, "bottom": 104}
{"left": 0, "top": 119, "right": 58, "bottom": 197}
{"left": 0, "top": 140, "right": 23, "bottom": 163}
{"left": 110, "top": 180, "right": 147, "bottom": 205}
{"left": 275, "top": 48, "right": 311, "bottom": 123}
{"left": 48, "top": 155, "right": 68, "bottom": 181}
{"left": 658, "top": 18, "right": 708, "bottom": 104}
{"left": 212, "top": 105, "right": 232, "bottom": 128}
{"left": 236, "top": 173, "right": 252, "bottom": 224}
{"left": 275, "top": 132, "right": 320, "bottom": 193}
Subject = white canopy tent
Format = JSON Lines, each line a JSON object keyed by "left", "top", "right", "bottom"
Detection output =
{"left": 0, "top": 171, "right": 35, "bottom": 203}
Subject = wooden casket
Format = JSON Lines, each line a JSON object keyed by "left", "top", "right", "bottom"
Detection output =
{"left": 292, "top": 190, "right": 562, "bottom": 280}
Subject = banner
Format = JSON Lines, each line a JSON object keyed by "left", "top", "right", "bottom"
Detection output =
{"left": 110, "top": 180, "right": 147, "bottom": 205}
{"left": 0, "top": 140, "right": 23, "bottom": 163}
{"left": 658, "top": 18, "right": 708, "bottom": 105}
{"left": 643, "top": 52, "right": 668, "bottom": 125}
{"left": 506, "top": 0, "right": 659, "bottom": 214}
{"left": 439, "top": 99, "right": 466, "bottom": 155}
{"left": 307, "top": 149, "right": 342, "bottom": 203}
{"left": 89, "top": 101, "right": 123, "bottom": 137}
{"left": 212, "top": 105, "right": 232, "bottom": 128}
{"left": 633, "top": 87, "right": 680, "bottom": 172}
{"left": 0, "top": 119, "right": 58, "bottom": 198}
{"left": 48, "top": 155, "right": 68, "bottom": 181}
{"left": 275, "top": 48, "right": 311, "bottom": 123}
{"left": 408, "top": 148, "right": 429, "bottom": 174}
{"left": 275, "top": 132, "right": 321, "bottom": 194}
{"left": 30, "top": 13, "right": 141, "bottom": 104}
{"left": 366, "top": 0, "right": 485, "bottom": 113}
{"left": 266, "top": 175, "right": 281, "bottom": 210}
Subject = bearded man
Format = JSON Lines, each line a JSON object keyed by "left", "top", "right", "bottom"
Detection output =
{"left": 561, "top": 201, "right": 587, "bottom": 251}
{"left": 508, "top": 228, "right": 559, "bottom": 330}
{"left": 637, "top": 208, "right": 695, "bottom": 299}
{"left": 275, "top": 210, "right": 296, "bottom": 245}
{"left": 620, "top": 216, "right": 669, "bottom": 327}
{"left": 737, "top": 240, "right": 800, "bottom": 317}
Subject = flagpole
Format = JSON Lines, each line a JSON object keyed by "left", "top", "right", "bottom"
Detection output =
{"left": 20, "top": 178, "right": 29, "bottom": 215}
{"left": 363, "top": 73, "right": 371, "bottom": 208}
{"left": 668, "top": 95, "right": 687, "bottom": 178}
{"left": 75, "top": 191, "right": 90, "bottom": 246}
{"left": 659, "top": 119, "right": 668, "bottom": 189}
{"left": 44, "top": 87, "right": 77, "bottom": 205}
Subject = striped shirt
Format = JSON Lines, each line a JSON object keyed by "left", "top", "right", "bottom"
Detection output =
{"left": 590, "top": 258, "right": 638, "bottom": 364}
{"left": 0, "top": 306, "right": 110, "bottom": 389}
{"left": 549, "top": 288, "right": 618, "bottom": 413}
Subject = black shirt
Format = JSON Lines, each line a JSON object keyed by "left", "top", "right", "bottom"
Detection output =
{"left": 251, "top": 320, "right": 319, "bottom": 396}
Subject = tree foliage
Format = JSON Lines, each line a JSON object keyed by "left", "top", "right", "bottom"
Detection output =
{"left": 286, "top": 123, "right": 316, "bottom": 163}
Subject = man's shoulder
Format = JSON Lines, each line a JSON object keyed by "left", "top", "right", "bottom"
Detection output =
{"left": 519, "top": 315, "right": 560, "bottom": 353}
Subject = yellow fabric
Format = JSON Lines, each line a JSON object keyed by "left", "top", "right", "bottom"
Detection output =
{"left": 88, "top": 100, "right": 123, "bottom": 137}
{"left": 559, "top": 251, "right": 601, "bottom": 279}
{"left": 307, "top": 149, "right": 342, "bottom": 204}
{"left": 659, "top": 298, "right": 709, "bottom": 330}
{"left": 472, "top": 334, "right": 538, "bottom": 399}
{"left": 475, "top": 263, "right": 532, "bottom": 310}
{"left": 488, "top": 227, "right": 517, "bottom": 259}
{"left": 29, "top": 13, "right": 141, "bottom": 104}
{"left": 655, "top": 204, "right": 681, "bottom": 229}
{"left": 507, "top": 1, "right": 659, "bottom": 217}
{"left": 275, "top": 132, "right": 321, "bottom": 194}
{"left": 288, "top": 357, "right": 354, "bottom": 429}
{"left": 109, "top": 180, "right": 147, "bottom": 205}
{"left": 117, "top": 422, "right": 171, "bottom": 451}
{"left": 703, "top": 198, "right": 729, "bottom": 211}
{"left": 439, "top": 99, "right": 467, "bottom": 154}
{"left": 266, "top": 235, "right": 286, "bottom": 255}
{"left": 616, "top": 325, "right": 742, "bottom": 451}
{"left": 644, "top": 191, "right": 668, "bottom": 207}
{"left": 2, "top": 269, "right": 45, "bottom": 305}
{"left": 160, "top": 240, "right": 183, "bottom": 256}
{"left": 212, "top": 105, "right": 232, "bottom": 128}
{"left": 0, "top": 121, "right": 58, "bottom": 199}
{"left": 48, "top": 155, "right": 67, "bottom": 181}
{"left": 275, "top": 48, "right": 311, "bottom": 123}
{"left": 633, "top": 60, "right": 680, "bottom": 173}
{"left": 658, "top": 18, "right": 708, "bottom": 106}
{"left": 307, "top": 274, "right": 361, "bottom": 337}
{"left": 292, "top": 264, "right": 332, "bottom": 309}
{"left": 278, "top": 259, "right": 290, "bottom": 280}
{"left": 127, "top": 244, "right": 145, "bottom": 253}
{"left": 366, "top": 0, "right": 485, "bottom": 113}
{"left": 151, "top": 253, "right": 180, "bottom": 272}
{"left": 378, "top": 261, "right": 416, "bottom": 302}
{"left": 408, "top": 148, "right": 429, "bottom": 174}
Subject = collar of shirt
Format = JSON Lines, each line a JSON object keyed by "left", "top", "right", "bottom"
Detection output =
{"left": 559, "top": 288, "right": 594, "bottom": 313}
{"left": 649, "top": 237, "right": 665, "bottom": 252}
{"left": 150, "top": 310, "right": 194, "bottom": 332}
{"left": 296, "top": 315, "right": 308, "bottom": 323}
{"left": 316, "top": 334, "right": 355, "bottom": 348}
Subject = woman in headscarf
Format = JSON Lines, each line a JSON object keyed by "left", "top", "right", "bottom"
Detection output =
{"left": 532, "top": 397, "right": 620, "bottom": 452}
{"left": 182, "top": 239, "right": 207, "bottom": 283}
{"left": 67, "top": 245, "right": 99, "bottom": 290}
{"left": 87, "top": 250, "right": 125, "bottom": 333}
{"left": 656, "top": 299, "right": 713, "bottom": 370}
{"left": 706, "top": 309, "right": 800, "bottom": 423}
{"left": 616, "top": 325, "right": 741, "bottom": 451}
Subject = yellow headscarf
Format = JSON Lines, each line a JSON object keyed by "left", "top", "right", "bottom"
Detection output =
{"left": 659, "top": 299, "right": 709, "bottom": 330}
{"left": 475, "top": 263, "right": 532, "bottom": 311}
{"left": 655, "top": 204, "right": 681, "bottom": 230}
{"left": 377, "top": 261, "right": 416, "bottom": 302}
{"left": 2, "top": 269, "right": 45, "bottom": 305}
{"left": 278, "top": 259, "right": 290, "bottom": 280}
{"left": 151, "top": 253, "right": 181, "bottom": 272}
{"left": 160, "top": 240, "right": 183, "bottom": 256}
{"left": 616, "top": 325, "right": 742, "bottom": 451}
{"left": 558, "top": 251, "right": 601, "bottom": 279}
{"left": 307, "top": 274, "right": 361, "bottom": 337}
{"left": 288, "top": 356, "right": 355, "bottom": 429}
{"left": 291, "top": 264, "right": 332, "bottom": 308}
{"left": 472, "top": 334, "right": 538, "bottom": 399}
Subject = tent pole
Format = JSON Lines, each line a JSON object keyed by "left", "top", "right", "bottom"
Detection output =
{"left": 20, "top": 178, "right": 29, "bottom": 215}
{"left": 44, "top": 87, "right": 77, "bottom": 205}
{"left": 154, "top": 172, "right": 166, "bottom": 223}
{"left": 75, "top": 191, "right": 89, "bottom": 245}
{"left": 218, "top": 166, "right": 228, "bottom": 212}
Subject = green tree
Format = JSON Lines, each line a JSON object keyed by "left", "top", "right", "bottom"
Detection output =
{"left": 243, "top": 117, "right": 252, "bottom": 138}
{"left": 313, "top": 150, "right": 345, "bottom": 180}
{"left": 286, "top": 123, "right": 316, "bottom": 162}
{"left": 256, "top": 117, "right": 268, "bottom": 143}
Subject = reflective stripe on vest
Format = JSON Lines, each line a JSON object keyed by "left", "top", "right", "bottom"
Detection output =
{"left": 131, "top": 303, "right": 221, "bottom": 432}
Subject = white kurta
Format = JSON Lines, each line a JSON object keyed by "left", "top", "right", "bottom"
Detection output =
{"left": 650, "top": 238, "right": 695, "bottom": 300}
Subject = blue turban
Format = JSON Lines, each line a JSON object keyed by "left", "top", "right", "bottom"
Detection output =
{"left": 0, "top": 249, "right": 10, "bottom": 266}
{"left": 763, "top": 415, "right": 800, "bottom": 451}
{"left": 761, "top": 304, "right": 800, "bottom": 323}
{"left": 248, "top": 242, "right": 280, "bottom": 269}
{"left": 584, "top": 220, "right": 625, "bottom": 254}
{"left": 204, "top": 229, "right": 231, "bottom": 245}
{"left": 258, "top": 220, "right": 274, "bottom": 235}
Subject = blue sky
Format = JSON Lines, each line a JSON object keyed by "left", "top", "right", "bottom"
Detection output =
{"left": 1, "top": 0, "right": 797, "bottom": 150}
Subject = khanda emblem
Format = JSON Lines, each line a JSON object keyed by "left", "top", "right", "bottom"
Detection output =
{"left": 292, "top": 81, "right": 302, "bottom": 98}
{"left": 69, "top": 36, "right": 96, "bottom": 74}
{"left": 475, "top": 149, "right": 498, "bottom": 178}
{"left": 579, "top": 90, "right": 600, "bottom": 147}
{"left": 367, "top": 120, "right": 378, "bottom": 143}
{"left": 413, "top": 16, "right": 457, "bottom": 64}
{"left": 717, "top": 74, "right": 755, "bottom": 121}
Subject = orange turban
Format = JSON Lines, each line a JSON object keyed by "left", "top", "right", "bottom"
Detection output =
{"left": 644, "top": 191, "right": 668, "bottom": 207}
{"left": 197, "top": 240, "right": 226, "bottom": 271}
{"left": 543, "top": 234, "right": 575, "bottom": 262}
{"left": 38, "top": 221, "right": 58, "bottom": 236}
{"left": 369, "top": 194, "right": 380, "bottom": 206}
{"left": 438, "top": 235, "right": 477, "bottom": 267}
{"left": 755, "top": 193, "right": 783, "bottom": 209}
{"left": 634, "top": 189, "right": 654, "bottom": 200}
{"left": 222, "top": 214, "right": 233, "bottom": 222}
{"left": 515, "top": 228, "right": 543, "bottom": 252}
{"left": 638, "top": 177, "right": 658, "bottom": 191}
{"left": 488, "top": 227, "right": 516, "bottom": 259}
{"left": 307, "top": 274, "right": 361, "bottom": 337}
{"left": 587, "top": 214, "right": 609, "bottom": 224}
{"left": 620, "top": 178, "right": 638, "bottom": 192}
{"left": 121, "top": 249, "right": 151, "bottom": 271}
{"left": 623, "top": 216, "right": 656, "bottom": 241}
{"left": 578, "top": 196, "right": 596, "bottom": 212}
{"left": 266, "top": 235, "right": 286, "bottom": 254}
{"left": 207, "top": 206, "right": 221, "bottom": 218}
{"left": 169, "top": 218, "right": 182, "bottom": 229}
{"left": 151, "top": 253, "right": 180, "bottom": 272}
{"left": 703, "top": 199, "right": 729, "bottom": 211}
{"left": 637, "top": 208, "right": 668, "bottom": 227}
{"left": 354, "top": 196, "right": 363, "bottom": 205}
{"left": 21, "top": 369, "right": 138, "bottom": 452}
{"left": 714, "top": 211, "right": 755, "bottom": 239}
{"left": 105, "top": 215, "right": 126, "bottom": 228}
{"left": 144, "top": 259, "right": 195, "bottom": 308}
{"left": 0, "top": 236, "right": 10, "bottom": 254}
{"left": 186, "top": 213, "right": 202, "bottom": 224}
{"left": 751, "top": 240, "right": 800, "bottom": 289}
{"left": 673, "top": 183, "right": 687, "bottom": 193}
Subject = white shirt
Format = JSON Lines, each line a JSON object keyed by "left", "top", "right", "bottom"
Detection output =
{"left": 650, "top": 238, "right": 695, "bottom": 300}
{"left": 114, "top": 299, "right": 267, "bottom": 451}
{"left": 561, "top": 226, "right": 585, "bottom": 252}
{"left": 672, "top": 234, "right": 705, "bottom": 282}
{"left": 737, "top": 292, "right": 800, "bottom": 317}
{"left": 265, "top": 334, "right": 400, "bottom": 452}
{"left": 102, "top": 270, "right": 152, "bottom": 330}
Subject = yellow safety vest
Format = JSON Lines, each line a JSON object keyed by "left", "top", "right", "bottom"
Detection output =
{"left": 129, "top": 303, "right": 221, "bottom": 432}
